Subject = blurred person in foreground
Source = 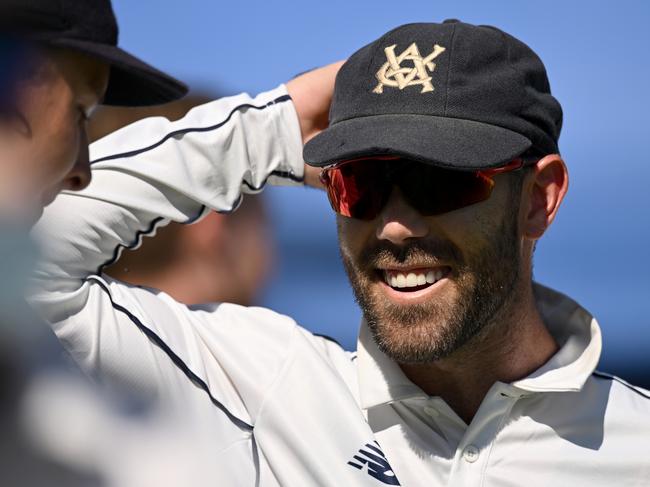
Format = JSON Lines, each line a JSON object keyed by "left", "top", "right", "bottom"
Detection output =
{"left": 88, "top": 98, "right": 274, "bottom": 306}
{"left": 0, "top": 1, "right": 187, "bottom": 225}
{"left": 4, "top": 1, "right": 336, "bottom": 485}
{"left": 0, "top": 0, "right": 289, "bottom": 485}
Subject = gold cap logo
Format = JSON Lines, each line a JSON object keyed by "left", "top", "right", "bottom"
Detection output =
{"left": 373, "top": 43, "right": 446, "bottom": 94}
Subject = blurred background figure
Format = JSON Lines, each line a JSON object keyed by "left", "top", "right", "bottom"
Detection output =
{"left": 88, "top": 95, "right": 275, "bottom": 306}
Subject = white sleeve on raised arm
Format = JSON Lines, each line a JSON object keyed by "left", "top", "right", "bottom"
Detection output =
{"left": 28, "top": 85, "right": 305, "bottom": 429}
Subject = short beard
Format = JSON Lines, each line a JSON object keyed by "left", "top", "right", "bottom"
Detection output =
{"left": 340, "top": 205, "right": 521, "bottom": 365}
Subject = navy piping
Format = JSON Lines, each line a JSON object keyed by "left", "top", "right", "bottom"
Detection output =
{"left": 90, "top": 94, "right": 292, "bottom": 165}
{"left": 96, "top": 204, "right": 207, "bottom": 275}
{"left": 97, "top": 216, "right": 163, "bottom": 275}
{"left": 243, "top": 169, "right": 303, "bottom": 191}
{"left": 593, "top": 371, "right": 650, "bottom": 400}
{"left": 87, "top": 276, "right": 254, "bottom": 431}
{"left": 93, "top": 93, "right": 301, "bottom": 273}
{"left": 96, "top": 166, "right": 302, "bottom": 276}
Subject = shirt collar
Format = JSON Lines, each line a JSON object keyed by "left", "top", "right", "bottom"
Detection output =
{"left": 356, "top": 283, "right": 602, "bottom": 410}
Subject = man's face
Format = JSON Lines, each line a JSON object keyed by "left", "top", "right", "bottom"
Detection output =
{"left": 0, "top": 47, "right": 109, "bottom": 223}
{"left": 337, "top": 168, "right": 524, "bottom": 364}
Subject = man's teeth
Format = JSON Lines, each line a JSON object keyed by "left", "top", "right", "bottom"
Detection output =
{"left": 386, "top": 269, "right": 445, "bottom": 289}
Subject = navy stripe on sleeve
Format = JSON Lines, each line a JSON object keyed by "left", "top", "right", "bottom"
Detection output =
{"left": 92, "top": 92, "right": 301, "bottom": 274}
{"left": 96, "top": 204, "right": 207, "bottom": 275}
{"left": 87, "top": 276, "right": 254, "bottom": 431}
{"left": 243, "top": 169, "right": 304, "bottom": 190}
{"left": 91, "top": 94, "right": 292, "bottom": 166}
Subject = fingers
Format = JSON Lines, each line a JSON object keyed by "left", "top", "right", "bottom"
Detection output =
{"left": 302, "top": 164, "right": 325, "bottom": 189}
{"left": 286, "top": 60, "right": 345, "bottom": 144}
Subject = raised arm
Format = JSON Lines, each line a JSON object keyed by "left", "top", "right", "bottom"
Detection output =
{"left": 33, "top": 87, "right": 301, "bottom": 297}
{"left": 28, "top": 64, "right": 341, "bottom": 421}
{"left": 32, "top": 61, "right": 342, "bottom": 316}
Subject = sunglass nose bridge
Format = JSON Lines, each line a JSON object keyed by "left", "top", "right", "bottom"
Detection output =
{"left": 374, "top": 187, "right": 432, "bottom": 243}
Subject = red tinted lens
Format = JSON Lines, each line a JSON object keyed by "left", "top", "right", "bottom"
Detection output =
{"left": 322, "top": 158, "right": 520, "bottom": 219}
{"left": 400, "top": 164, "right": 496, "bottom": 215}
{"left": 322, "top": 159, "right": 390, "bottom": 219}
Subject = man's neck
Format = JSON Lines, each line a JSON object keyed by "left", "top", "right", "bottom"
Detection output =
{"left": 399, "top": 285, "right": 558, "bottom": 425}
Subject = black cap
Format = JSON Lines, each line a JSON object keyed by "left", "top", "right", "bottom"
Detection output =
{"left": 0, "top": 0, "right": 187, "bottom": 106}
{"left": 304, "top": 21, "right": 563, "bottom": 169}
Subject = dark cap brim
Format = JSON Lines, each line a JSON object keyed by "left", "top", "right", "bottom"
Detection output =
{"left": 304, "top": 114, "right": 532, "bottom": 170}
{"left": 47, "top": 38, "right": 188, "bottom": 106}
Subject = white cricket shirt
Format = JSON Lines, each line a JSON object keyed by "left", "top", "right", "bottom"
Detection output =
{"left": 30, "top": 86, "right": 650, "bottom": 486}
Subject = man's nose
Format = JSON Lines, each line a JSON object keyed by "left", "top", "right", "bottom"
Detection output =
{"left": 375, "top": 187, "right": 429, "bottom": 244}
{"left": 63, "top": 129, "right": 92, "bottom": 192}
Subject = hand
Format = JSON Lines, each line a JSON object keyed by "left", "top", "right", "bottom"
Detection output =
{"left": 286, "top": 60, "right": 343, "bottom": 144}
{"left": 286, "top": 61, "right": 344, "bottom": 188}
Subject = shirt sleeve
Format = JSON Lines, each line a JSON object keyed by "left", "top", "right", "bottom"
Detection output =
{"left": 28, "top": 85, "right": 305, "bottom": 428}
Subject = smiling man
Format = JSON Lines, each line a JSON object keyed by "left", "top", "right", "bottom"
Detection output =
{"left": 304, "top": 20, "right": 569, "bottom": 425}
{"left": 30, "top": 20, "right": 650, "bottom": 486}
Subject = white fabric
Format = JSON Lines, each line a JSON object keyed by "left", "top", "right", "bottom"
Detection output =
{"left": 30, "top": 85, "right": 650, "bottom": 486}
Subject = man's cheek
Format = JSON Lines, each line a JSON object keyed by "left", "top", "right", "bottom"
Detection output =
{"left": 337, "top": 215, "right": 371, "bottom": 250}
{"left": 47, "top": 120, "right": 81, "bottom": 184}
{"left": 337, "top": 227, "right": 361, "bottom": 270}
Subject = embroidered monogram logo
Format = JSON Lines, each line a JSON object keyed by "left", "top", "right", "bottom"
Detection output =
{"left": 348, "top": 441, "right": 401, "bottom": 485}
{"left": 373, "top": 42, "right": 446, "bottom": 94}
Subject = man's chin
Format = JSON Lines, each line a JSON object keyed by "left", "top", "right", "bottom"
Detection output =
{"left": 368, "top": 316, "right": 457, "bottom": 364}
{"left": 364, "top": 297, "right": 462, "bottom": 364}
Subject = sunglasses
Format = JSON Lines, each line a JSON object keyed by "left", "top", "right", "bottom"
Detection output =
{"left": 319, "top": 156, "right": 524, "bottom": 220}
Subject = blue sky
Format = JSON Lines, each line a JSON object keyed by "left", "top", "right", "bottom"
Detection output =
{"left": 112, "top": 0, "right": 650, "bottom": 380}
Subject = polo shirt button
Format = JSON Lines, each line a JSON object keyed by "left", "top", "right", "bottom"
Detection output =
{"left": 462, "top": 445, "right": 480, "bottom": 463}
{"left": 423, "top": 406, "right": 439, "bottom": 417}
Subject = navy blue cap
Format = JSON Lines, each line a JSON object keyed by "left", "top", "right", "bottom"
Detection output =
{"left": 304, "top": 21, "right": 563, "bottom": 169}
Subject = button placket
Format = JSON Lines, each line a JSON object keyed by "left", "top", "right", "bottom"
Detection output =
{"left": 462, "top": 445, "right": 480, "bottom": 463}
{"left": 446, "top": 386, "right": 522, "bottom": 485}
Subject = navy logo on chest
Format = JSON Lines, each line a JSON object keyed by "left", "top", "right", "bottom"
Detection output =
{"left": 347, "top": 441, "right": 400, "bottom": 485}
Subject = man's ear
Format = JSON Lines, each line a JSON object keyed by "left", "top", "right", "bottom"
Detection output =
{"left": 522, "top": 154, "right": 568, "bottom": 239}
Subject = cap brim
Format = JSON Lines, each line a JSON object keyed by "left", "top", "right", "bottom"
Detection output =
{"left": 304, "top": 114, "right": 532, "bottom": 170}
{"left": 48, "top": 38, "right": 188, "bottom": 107}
